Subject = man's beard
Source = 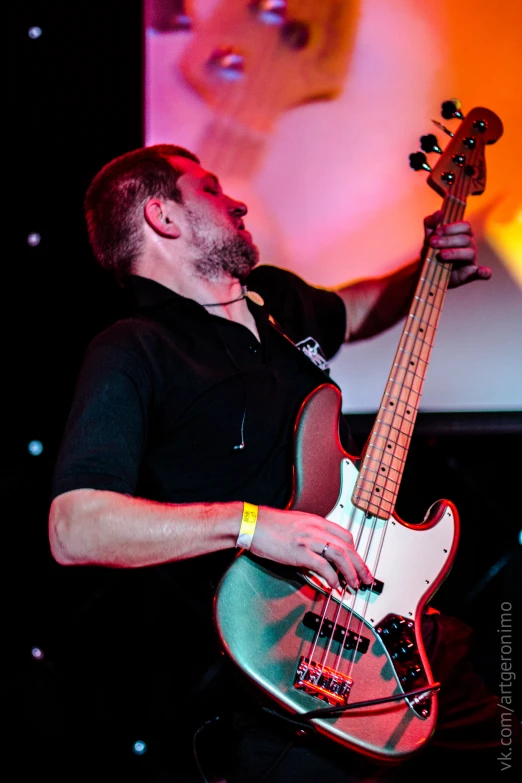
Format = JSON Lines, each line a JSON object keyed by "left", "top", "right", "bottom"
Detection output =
{"left": 187, "top": 210, "right": 259, "bottom": 282}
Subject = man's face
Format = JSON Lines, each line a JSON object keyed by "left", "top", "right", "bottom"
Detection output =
{"left": 168, "top": 156, "right": 259, "bottom": 281}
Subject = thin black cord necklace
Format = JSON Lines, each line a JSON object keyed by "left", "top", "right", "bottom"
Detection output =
{"left": 201, "top": 289, "right": 264, "bottom": 307}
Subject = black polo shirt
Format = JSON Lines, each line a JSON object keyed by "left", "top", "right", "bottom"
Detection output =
{"left": 51, "top": 265, "right": 349, "bottom": 509}
{"left": 49, "top": 264, "right": 351, "bottom": 721}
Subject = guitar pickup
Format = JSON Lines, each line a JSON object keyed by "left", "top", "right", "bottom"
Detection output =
{"left": 303, "top": 612, "right": 370, "bottom": 654}
{"left": 359, "top": 578, "right": 384, "bottom": 595}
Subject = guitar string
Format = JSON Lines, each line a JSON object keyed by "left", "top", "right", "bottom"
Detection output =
{"left": 343, "top": 187, "right": 465, "bottom": 679}
{"left": 301, "top": 242, "right": 452, "bottom": 681}
{"left": 345, "top": 159, "right": 477, "bottom": 692}
{"left": 305, "top": 143, "right": 477, "bottom": 690}
{"left": 335, "top": 156, "right": 474, "bottom": 687}
{"left": 331, "top": 243, "right": 452, "bottom": 685}
{"left": 307, "top": 239, "right": 453, "bottom": 681}
{"left": 307, "top": 250, "right": 448, "bottom": 677}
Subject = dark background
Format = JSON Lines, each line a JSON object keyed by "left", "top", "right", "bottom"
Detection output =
{"left": 5, "top": 2, "right": 521, "bottom": 780}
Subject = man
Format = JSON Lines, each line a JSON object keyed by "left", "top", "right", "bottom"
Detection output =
{"left": 48, "top": 144, "right": 498, "bottom": 781}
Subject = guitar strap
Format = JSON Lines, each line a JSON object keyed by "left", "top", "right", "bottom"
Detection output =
{"left": 266, "top": 312, "right": 360, "bottom": 456}
{"left": 267, "top": 313, "right": 332, "bottom": 378}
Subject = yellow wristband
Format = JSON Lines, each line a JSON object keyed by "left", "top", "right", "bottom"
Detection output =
{"left": 236, "top": 502, "right": 258, "bottom": 550}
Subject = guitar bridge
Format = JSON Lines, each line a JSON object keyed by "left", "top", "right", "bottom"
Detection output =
{"left": 294, "top": 656, "right": 353, "bottom": 705}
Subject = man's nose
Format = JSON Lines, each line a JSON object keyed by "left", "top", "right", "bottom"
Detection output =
{"left": 228, "top": 198, "right": 247, "bottom": 217}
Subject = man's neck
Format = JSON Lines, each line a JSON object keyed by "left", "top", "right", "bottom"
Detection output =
{"left": 134, "top": 260, "right": 260, "bottom": 341}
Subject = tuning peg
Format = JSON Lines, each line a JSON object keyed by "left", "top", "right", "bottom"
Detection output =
{"left": 409, "top": 152, "right": 431, "bottom": 172}
{"left": 431, "top": 119, "right": 454, "bottom": 138}
{"left": 208, "top": 47, "right": 245, "bottom": 79}
{"left": 441, "top": 99, "right": 464, "bottom": 120}
{"left": 420, "top": 134, "right": 442, "bottom": 154}
{"left": 249, "top": 0, "right": 287, "bottom": 25}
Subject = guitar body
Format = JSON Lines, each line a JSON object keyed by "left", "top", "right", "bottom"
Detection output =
{"left": 214, "top": 383, "right": 459, "bottom": 761}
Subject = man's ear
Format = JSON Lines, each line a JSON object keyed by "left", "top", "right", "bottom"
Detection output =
{"left": 144, "top": 198, "right": 181, "bottom": 238}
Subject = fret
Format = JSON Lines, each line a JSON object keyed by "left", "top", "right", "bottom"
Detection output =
{"left": 397, "top": 344, "right": 433, "bottom": 361}
{"left": 385, "top": 372, "right": 423, "bottom": 392}
{"left": 370, "top": 433, "right": 412, "bottom": 456}
{"left": 412, "top": 289, "right": 447, "bottom": 313}
{"left": 356, "top": 468, "right": 401, "bottom": 490}
{"left": 401, "top": 329, "right": 434, "bottom": 350}
{"left": 396, "top": 342, "right": 432, "bottom": 366}
{"left": 391, "top": 364, "right": 425, "bottom": 385}
{"left": 369, "top": 433, "right": 409, "bottom": 455}
{"left": 412, "top": 295, "right": 443, "bottom": 314}
{"left": 446, "top": 193, "right": 467, "bottom": 208}
{"left": 408, "top": 312, "right": 439, "bottom": 333}
{"left": 376, "top": 406, "right": 417, "bottom": 425}
{"left": 362, "top": 451, "right": 404, "bottom": 470}
{"left": 399, "top": 325, "right": 435, "bottom": 346}
{"left": 369, "top": 435, "right": 412, "bottom": 459}
{"left": 353, "top": 483, "right": 396, "bottom": 506}
{"left": 374, "top": 415, "right": 415, "bottom": 437}
{"left": 401, "top": 314, "right": 437, "bottom": 333}
{"left": 419, "top": 277, "right": 445, "bottom": 293}
{"left": 367, "top": 438, "right": 411, "bottom": 461}
{"left": 352, "top": 488, "right": 394, "bottom": 518}
{"left": 396, "top": 347, "right": 430, "bottom": 374}
{"left": 381, "top": 394, "right": 421, "bottom": 417}
{"left": 382, "top": 387, "right": 421, "bottom": 408}
{"left": 359, "top": 462, "right": 402, "bottom": 486}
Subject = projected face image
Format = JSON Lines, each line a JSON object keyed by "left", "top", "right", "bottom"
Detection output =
{"left": 145, "top": 0, "right": 522, "bottom": 413}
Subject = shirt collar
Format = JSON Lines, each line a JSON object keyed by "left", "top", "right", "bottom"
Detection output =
{"left": 123, "top": 275, "right": 193, "bottom": 309}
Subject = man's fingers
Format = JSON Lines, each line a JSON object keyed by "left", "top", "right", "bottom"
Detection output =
{"left": 423, "top": 210, "right": 443, "bottom": 230}
{"left": 436, "top": 220, "right": 472, "bottom": 235}
{"left": 430, "top": 233, "right": 473, "bottom": 249}
{"left": 317, "top": 539, "right": 373, "bottom": 589}
{"left": 306, "top": 552, "right": 345, "bottom": 590}
{"left": 448, "top": 264, "right": 492, "bottom": 287}
{"left": 324, "top": 522, "right": 354, "bottom": 547}
{"left": 438, "top": 247, "right": 476, "bottom": 263}
{"left": 321, "top": 524, "right": 373, "bottom": 585}
{"left": 318, "top": 542, "right": 359, "bottom": 588}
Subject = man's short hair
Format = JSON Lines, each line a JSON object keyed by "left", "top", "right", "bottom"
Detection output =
{"left": 84, "top": 144, "right": 200, "bottom": 283}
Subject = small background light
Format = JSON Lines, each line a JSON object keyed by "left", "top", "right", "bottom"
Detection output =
{"left": 132, "top": 740, "right": 147, "bottom": 755}
{"left": 28, "top": 27, "right": 42, "bottom": 39}
{"left": 31, "top": 647, "right": 44, "bottom": 660}
{"left": 28, "top": 440, "right": 43, "bottom": 456}
{"left": 27, "top": 233, "right": 41, "bottom": 247}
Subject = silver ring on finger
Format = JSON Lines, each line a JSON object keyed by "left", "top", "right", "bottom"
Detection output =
{"left": 320, "top": 542, "right": 330, "bottom": 558}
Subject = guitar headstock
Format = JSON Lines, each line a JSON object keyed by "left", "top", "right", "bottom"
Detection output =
{"left": 410, "top": 101, "right": 503, "bottom": 203}
{"left": 178, "top": 0, "right": 360, "bottom": 133}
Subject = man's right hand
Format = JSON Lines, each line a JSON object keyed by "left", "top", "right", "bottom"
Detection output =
{"left": 250, "top": 507, "right": 373, "bottom": 590}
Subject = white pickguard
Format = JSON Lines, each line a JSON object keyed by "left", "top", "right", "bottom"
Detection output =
{"left": 304, "top": 458, "right": 456, "bottom": 626}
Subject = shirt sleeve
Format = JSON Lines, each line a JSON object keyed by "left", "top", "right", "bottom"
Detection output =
{"left": 247, "top": 265, "right": 346, "bottom": 360}
{"left": 50, "top": 329, "right": 154, "bottom": 501}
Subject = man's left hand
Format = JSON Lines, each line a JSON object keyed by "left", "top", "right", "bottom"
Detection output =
{"left": 424, "top": 209, "right": 491, "bottom": 289}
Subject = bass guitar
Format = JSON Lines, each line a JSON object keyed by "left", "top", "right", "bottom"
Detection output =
{"left": 213, "top": 102, "right": 503, "bottom": 761}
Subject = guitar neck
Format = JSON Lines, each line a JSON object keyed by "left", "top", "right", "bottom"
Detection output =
{"left": 352, "top": 199, "right": 466, "bottom": 519}
{"left": 196, "top": 114, "right": 269, "bottom": 180}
